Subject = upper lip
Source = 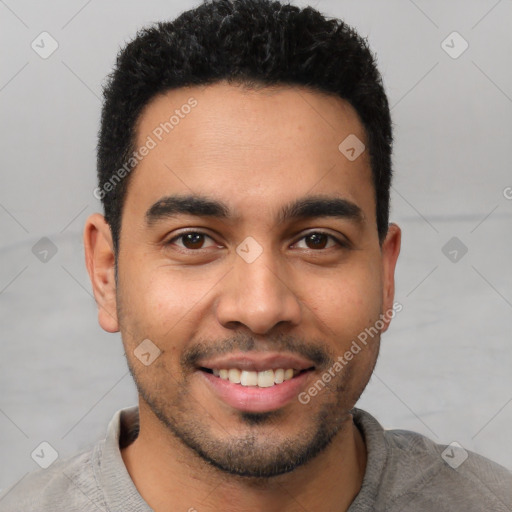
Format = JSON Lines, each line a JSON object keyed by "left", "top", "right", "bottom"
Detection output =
{"left": 197, "top": 352, "right": 316, "bottom": 372}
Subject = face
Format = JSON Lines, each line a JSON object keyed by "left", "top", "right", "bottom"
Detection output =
{"left": 85, "top": 81, "right": 400, "bottom": 478}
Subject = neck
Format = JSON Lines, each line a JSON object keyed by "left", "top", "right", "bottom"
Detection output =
{"left": 121, "top": 402, "right": 367, "bottom": 512}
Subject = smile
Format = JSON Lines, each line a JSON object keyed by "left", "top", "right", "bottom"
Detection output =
{"left": 201, "top": 367, "right": 311, "bottom": 388}
{"left": 198, "top": 366, "right": 315, "bottom": 413}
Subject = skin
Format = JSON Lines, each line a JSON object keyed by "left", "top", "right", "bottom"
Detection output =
{"left": 84, "top": 81, "right": 401, "bottom": 512}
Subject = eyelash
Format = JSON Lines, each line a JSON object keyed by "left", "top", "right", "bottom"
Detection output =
{"left": 166, "top": 230, "right": 348, "bottom": 252}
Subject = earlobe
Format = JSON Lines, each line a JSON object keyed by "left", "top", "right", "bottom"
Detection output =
{"left": 83, "top": 213, "right": 120, "bottom": 333}
{"left": 380, "top": 223, "right": 401, "bottom": 333}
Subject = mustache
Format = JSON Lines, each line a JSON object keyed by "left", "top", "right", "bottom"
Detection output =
{"left": 181, "top": 332, "right": 334, "bottom": 371}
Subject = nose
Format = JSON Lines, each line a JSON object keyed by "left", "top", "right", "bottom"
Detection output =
{"left": 215, "top": 247, "right": 302, "bottom": 335}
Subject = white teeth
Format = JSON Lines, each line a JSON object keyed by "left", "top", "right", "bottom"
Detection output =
{"left": 211, "top": 368, "right": 300, "bottom": 387}
{"left": 257, "top": 370, "right": 275, "bottom": 387}
{"left": 274, "top": 368, "right": 284, "bottom": 383}
{"left": 240, "top": 370, "right": 258, "bottom": 386}
{"left": 228, "top": 368, "right": 241, "bottom": 383}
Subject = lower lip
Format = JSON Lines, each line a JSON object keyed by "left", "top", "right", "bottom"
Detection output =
{"left": 199, "top": 370, "right": 313, "bottom": 413}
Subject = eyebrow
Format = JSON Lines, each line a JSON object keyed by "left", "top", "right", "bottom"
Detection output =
{"left": 145, "top": 194, "right": 365, "bottom": 226}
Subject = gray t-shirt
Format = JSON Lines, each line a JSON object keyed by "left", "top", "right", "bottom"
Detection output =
{"left": 0, "top": 405, "right": 510, "bottom": 511}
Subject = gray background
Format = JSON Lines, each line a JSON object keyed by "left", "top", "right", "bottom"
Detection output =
{"left": 1, "top": 0, "right": 511, "bottom": 493}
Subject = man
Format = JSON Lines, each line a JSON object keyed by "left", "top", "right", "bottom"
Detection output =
{"left": 1, "top": 0, "right": 510, "bottom": 510}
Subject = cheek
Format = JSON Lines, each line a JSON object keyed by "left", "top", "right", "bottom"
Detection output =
{"left": 126, "top": 267, "right": 211, "bottom": 338}
{"left": 307, "top": 259, "right": 383, "bottom": 341}
{"left": 118, "top": 270, "right": 202, "bottom": 374}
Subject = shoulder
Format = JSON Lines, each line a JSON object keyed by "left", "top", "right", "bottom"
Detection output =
{"left": 352, "top": 408, "right": 512, "bottom": 511}
{"left": 388, "top": 428, "right": 511, "bottom": 510}
{"left": 0, "top": 444, "right": 107, "bottom": 512}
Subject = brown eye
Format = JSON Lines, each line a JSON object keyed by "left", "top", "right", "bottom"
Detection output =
{"left": 168, "top": 231, "right": 217, "bottom": 250}
{"left": 294, "top": 232, "right": 343, "bottom": 250}
{"left": 181, "top": 233, "right": 205, "bottom": 249}
{"left": 304, "top": 233, "right": 329, "bottom": 249}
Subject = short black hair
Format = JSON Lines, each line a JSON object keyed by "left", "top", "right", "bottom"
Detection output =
{"left": 96, "top": 0, "right": 393, "bottom": 254}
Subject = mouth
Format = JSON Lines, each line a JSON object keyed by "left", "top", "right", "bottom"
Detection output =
{"left": 196, "top": 360, "right": 316, "bottom": 413}
{"left": 199, "top": 366, "right": 314, "bottom": 388}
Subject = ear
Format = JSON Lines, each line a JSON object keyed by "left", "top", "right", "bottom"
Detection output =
{"left": 83, "top": 213, "right": 119, "bottom": 333}
{"left": 379, "top": 222, "right": 401, "bottom": 333}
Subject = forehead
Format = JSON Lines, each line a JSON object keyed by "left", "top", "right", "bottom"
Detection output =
{"left": 126, "top": 81, "right": 375, "bottom": 227}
